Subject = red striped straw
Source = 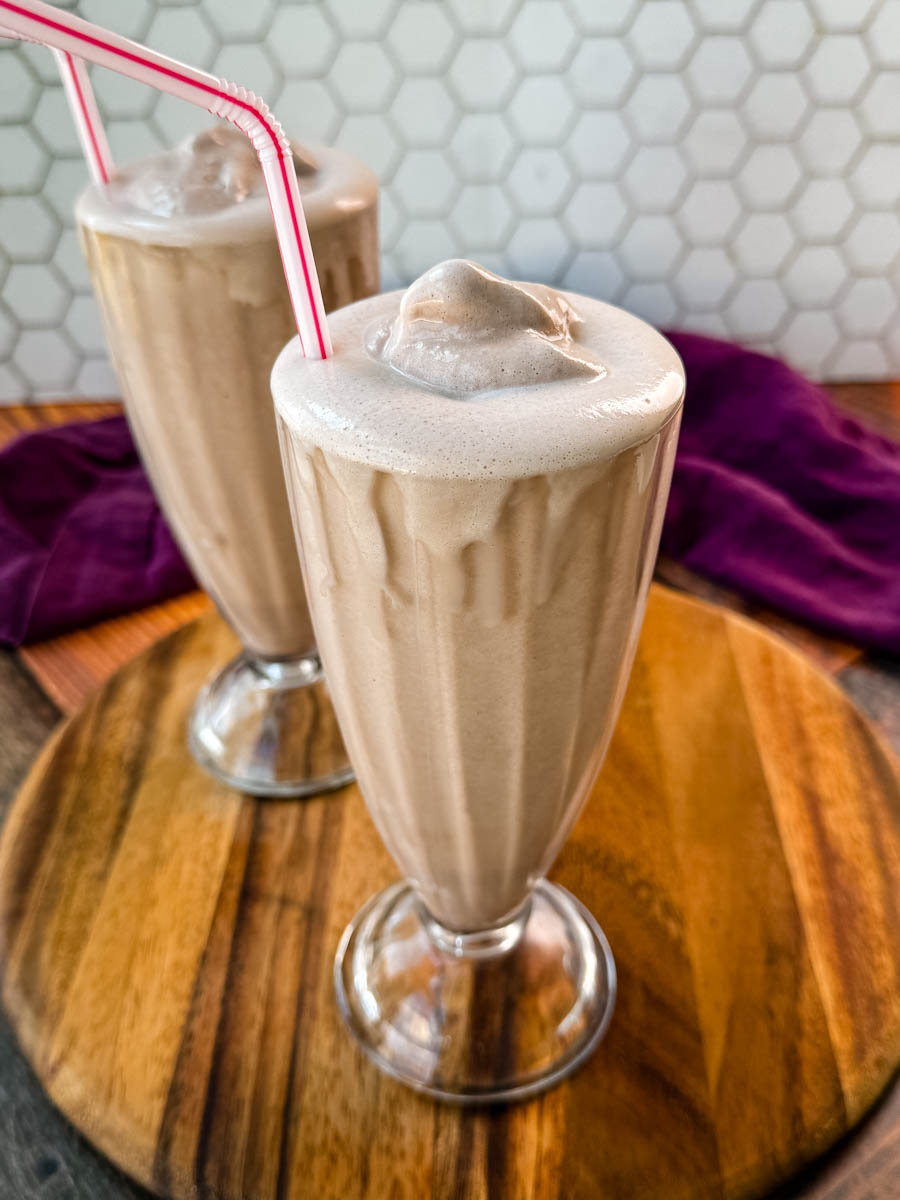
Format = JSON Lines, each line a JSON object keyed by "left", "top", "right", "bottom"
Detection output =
{"left": 0, "top": 24, "right": 112, "bottom": 184}
{"left": 53, "top": 49, "right": 114, "bottom": 185}
{"left": 0, "top": 0, "right": 332, "bottom": 359}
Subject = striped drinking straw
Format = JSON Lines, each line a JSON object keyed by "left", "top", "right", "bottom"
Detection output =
{"left": 53, "top": 49, "right": 114, "bottom": 185}
{"left": 0, "top": 0, "right": 332, "bottom": 360}
{"left": 0, "top": 24, "right": 113, "bottom": 184}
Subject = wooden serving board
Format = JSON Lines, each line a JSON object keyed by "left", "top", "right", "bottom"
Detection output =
{"left": 0, "top": 585, "right": 898, "bottom": 1200}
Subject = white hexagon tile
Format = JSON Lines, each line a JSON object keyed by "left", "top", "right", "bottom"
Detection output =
{"left": 3, "top": 0, "right": 900, "bottom": 398}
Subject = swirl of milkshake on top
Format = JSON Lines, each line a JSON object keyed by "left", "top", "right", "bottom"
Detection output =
{"left": 77, "top": 125, "right": 376, "bottom": 246}
{"left": 369, "top": 259, "right": 607, "bottom": 395}
{"left": 274, "top": 258, "right": 684, "bottom": 480}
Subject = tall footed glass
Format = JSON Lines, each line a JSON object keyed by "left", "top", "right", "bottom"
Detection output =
{"left": 273, "top": 261, "right": 685, "bottom": 1098}
{"left": 77, "top": 130, "right": 378, "bottom": 796}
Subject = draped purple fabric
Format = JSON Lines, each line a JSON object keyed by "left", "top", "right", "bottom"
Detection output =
{"left": 0, "top": 415, "right": 192, "bottom": 644}
{"left": 662, "top": 332, "right": 900, "bottom": 653}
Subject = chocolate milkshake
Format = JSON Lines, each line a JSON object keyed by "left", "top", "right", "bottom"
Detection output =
{"left": 77, "top": 128, "right": 378, "bottom": 795}
{"left": 272, "top": 260, "right": 684, "bottom": 1099}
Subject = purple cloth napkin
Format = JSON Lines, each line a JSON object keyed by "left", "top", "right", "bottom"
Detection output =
{"left": 662, "top": 332, "right": 900, "bottom": 652}
{"left": 1, "top": 334, "right": 899, "bottom": 651}
{"left": 0, "top": 416, "right": 193, "bottom": 644}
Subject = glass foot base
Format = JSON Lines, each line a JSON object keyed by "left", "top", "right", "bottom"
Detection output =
{"left": 189, "top": 651, "right": 354, "bottom": 798}
{"left": 335, "top": 879, "right": 616, "bottom": 1104}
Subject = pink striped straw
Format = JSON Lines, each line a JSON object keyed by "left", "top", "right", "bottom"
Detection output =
{"left": 53, "top": 49, "right": 114, "bottom": 185}
{"left": 0, "top": 0, "right": 332, "bottom": 359}
{"left": 0, "top": 23, "right": 111, "bottom": 182}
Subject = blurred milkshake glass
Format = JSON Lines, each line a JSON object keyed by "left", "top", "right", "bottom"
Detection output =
{"left": 77, "top": 128, "right": 378, "bottom": 796}
{"left": 273, "top": 261, "right": 685, "bottom": 1099}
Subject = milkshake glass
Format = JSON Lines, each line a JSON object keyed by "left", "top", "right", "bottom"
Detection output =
{"left": 273, "top": 261, "right": 685, "bottom": 1100}
{"left": 77, "top": 128, "right": 378, "bottom": 796}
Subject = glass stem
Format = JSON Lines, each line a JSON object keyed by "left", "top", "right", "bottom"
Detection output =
{"left": 419, "top": 895, "right": 533, "bottom": 960}
{"left": 251, "top": 651, "right": 323, "bottom": 686}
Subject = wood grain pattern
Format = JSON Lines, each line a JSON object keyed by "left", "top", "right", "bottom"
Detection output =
{"left": 0, "top": 659, "right": 150, "bottom": 1200}
{"left": 1, "top": 588, "right": 898, "bottom": 1200}
{"left": 20, "top": 592, "right": 212, "bottom": 716}
{"left": 0, "top": 402, "right": 121, "bottom": 446}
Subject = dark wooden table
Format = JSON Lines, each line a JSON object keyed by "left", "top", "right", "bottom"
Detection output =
{"left": 0, "top": 394, "right": 898, "bottom": 1200}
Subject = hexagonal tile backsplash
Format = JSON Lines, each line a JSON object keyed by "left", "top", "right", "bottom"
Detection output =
{"left": 2, "top": 0, "right": 900, "bottom": 399}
